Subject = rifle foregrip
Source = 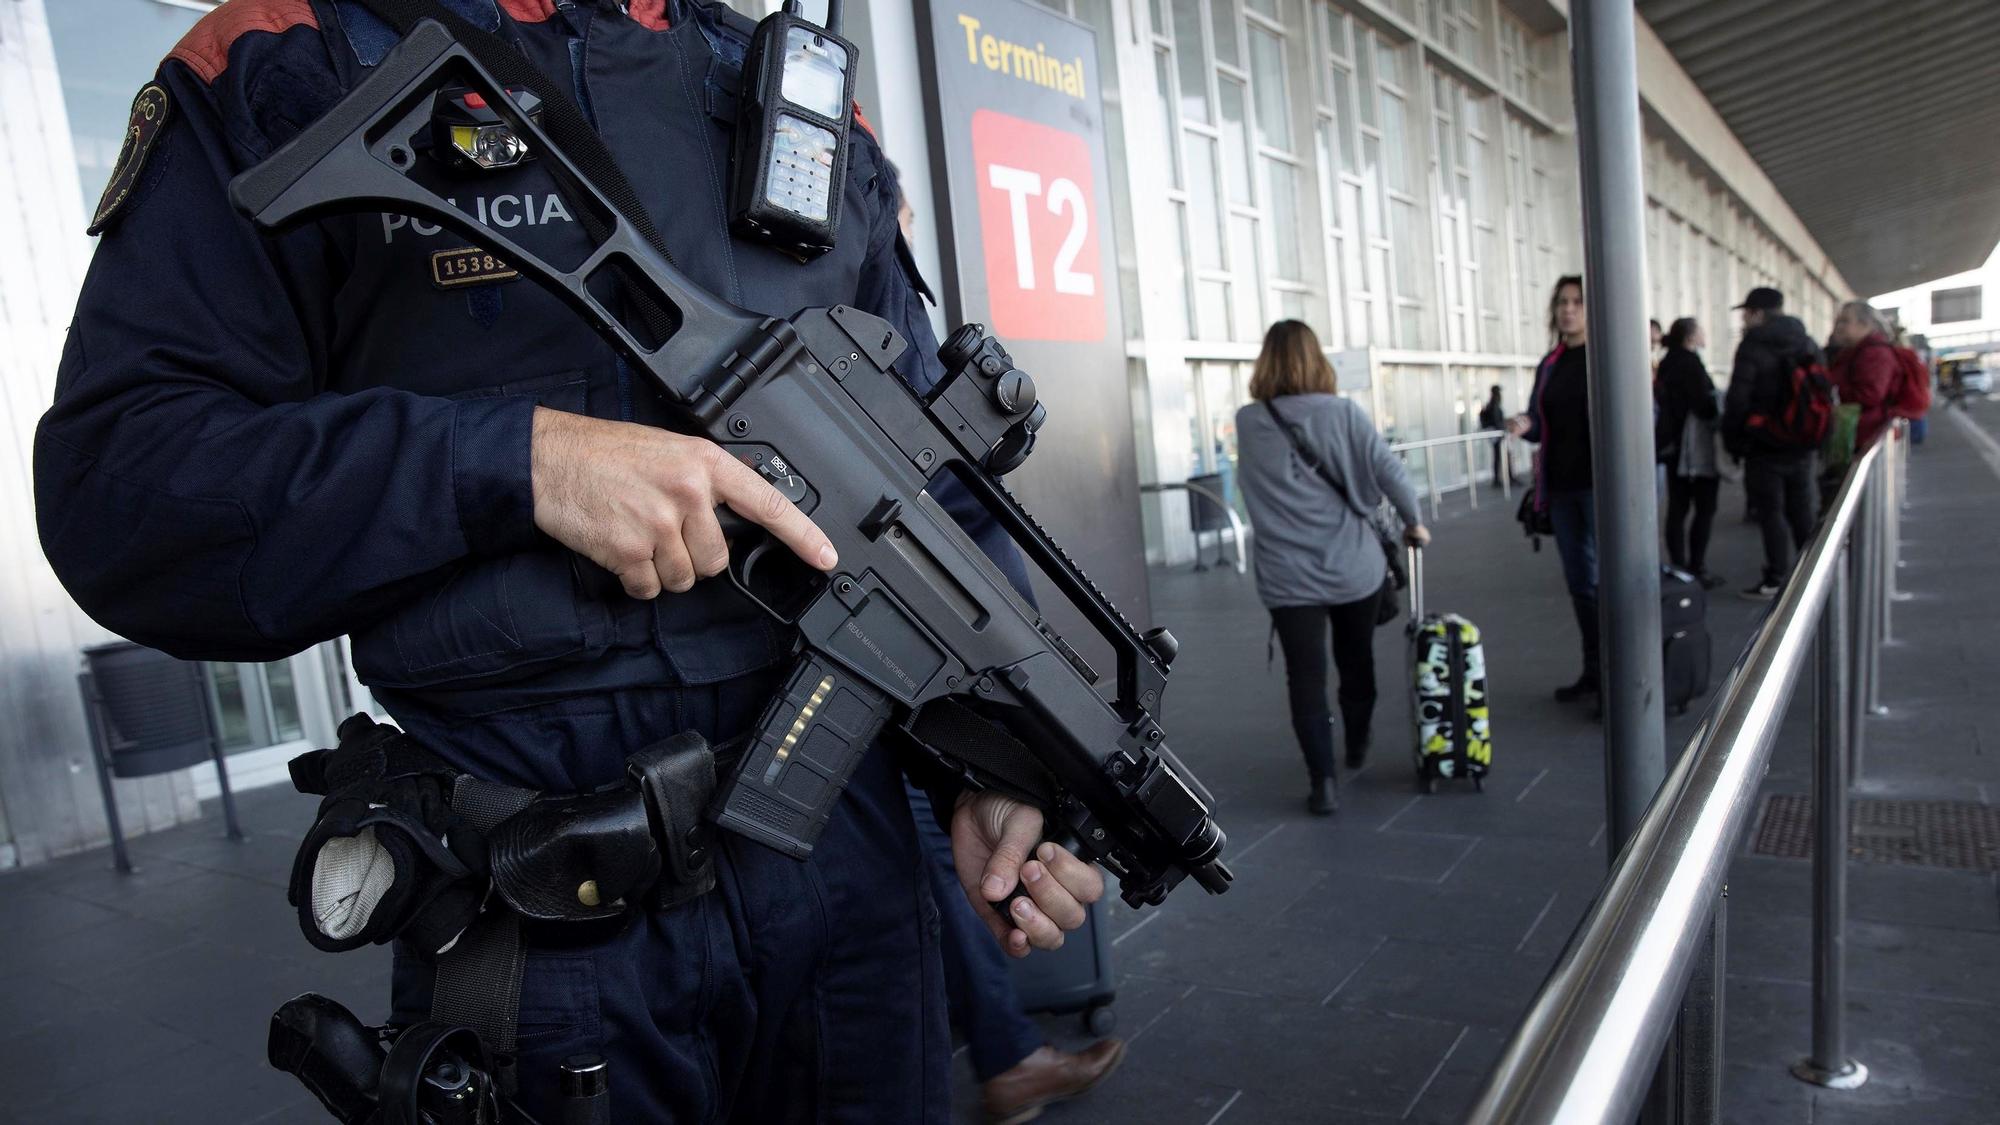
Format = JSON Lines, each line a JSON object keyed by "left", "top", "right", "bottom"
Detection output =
{"left": 715, "top": 651, "right": 892, "bottom": 859}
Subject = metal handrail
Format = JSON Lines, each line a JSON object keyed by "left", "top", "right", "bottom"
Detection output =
{"left": 1387, "top": 428, "right": 1520, "bottom": 519}
{"left": 1140, "top": 480, "right": 1249, "bottom": 574}
{"left": 1466, "top": 432, "right": 1895, "bottom": 1124}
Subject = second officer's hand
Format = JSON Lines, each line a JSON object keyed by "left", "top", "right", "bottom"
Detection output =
{"left": 951, "top": 790, "right": 1106, "bottom": 958}
{"left": 530, "top": 407, "right": 839, "bottom": 599}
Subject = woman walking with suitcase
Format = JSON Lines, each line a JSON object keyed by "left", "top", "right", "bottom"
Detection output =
{"left": 1237, "top": 321, "right": 1429, "bottom": 816}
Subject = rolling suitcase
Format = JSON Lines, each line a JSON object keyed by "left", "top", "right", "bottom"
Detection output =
{"left": 1007, "top": 899, "right": 1117, "bottom": 1035}
{"left": 1661, "top": 566, "right": 1713, "bottom": 715}
{"left": 1406, "top": 547, "right": 1492, "bottom": 794}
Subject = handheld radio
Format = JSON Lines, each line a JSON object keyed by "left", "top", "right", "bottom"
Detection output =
{"left": 728, "top": 0, "right": 857, "bottom": 259}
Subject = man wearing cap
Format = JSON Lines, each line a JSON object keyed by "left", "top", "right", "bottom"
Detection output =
{"left": 1721, "top": 287, "right": 1824, "bottom": 600}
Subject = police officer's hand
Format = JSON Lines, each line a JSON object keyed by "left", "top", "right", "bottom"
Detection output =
{"left": 951, "top": 790, "right": 1105, "bottom": 957}
{"left": 531, "top": 408, "right": 839, "bottom": 598}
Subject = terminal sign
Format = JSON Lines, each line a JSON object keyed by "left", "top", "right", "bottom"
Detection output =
{"left": 972, "top": 110, "right": 1105, "bottom": 342}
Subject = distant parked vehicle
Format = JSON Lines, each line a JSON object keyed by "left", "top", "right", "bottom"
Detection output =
{"left": 1960, "top": 366, "right": 1993, "bottom": 395}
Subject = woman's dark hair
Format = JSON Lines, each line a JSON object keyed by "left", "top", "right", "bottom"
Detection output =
{"left": 1664, "top": 317, "right": 1699, "bottom": 350}
{"left": 1546, "top": 275, "right": 1584, "bottom": 340}
{"left": 1249, "top": 320, "right": 1337, "bottom": 400}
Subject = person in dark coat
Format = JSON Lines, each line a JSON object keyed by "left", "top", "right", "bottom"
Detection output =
{"left": 1655, "top": 318, "right": 1724, "bottom": 588}
{"left": 1721, "top": 287, "right": 1824, "bottom": 600}
{"left": 1505, "top": 276, "right": 1600, "bottom": 705}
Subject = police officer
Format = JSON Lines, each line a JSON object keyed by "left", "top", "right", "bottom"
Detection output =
{"left": 36, "top": 0, "right": 1102, "bottom": 1120}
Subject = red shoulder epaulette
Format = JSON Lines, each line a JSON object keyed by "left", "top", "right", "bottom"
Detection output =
{"left": 168, "top": 0, "right": 318, "bottom": 84}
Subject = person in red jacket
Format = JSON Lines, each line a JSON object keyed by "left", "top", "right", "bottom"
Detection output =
{"left": 1829, "top": 301, "right": 1900, "bottom": 449}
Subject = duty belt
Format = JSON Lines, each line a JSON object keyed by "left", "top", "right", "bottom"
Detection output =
{"left": 287, "top": 714, "right": 738, "bottom": 1076}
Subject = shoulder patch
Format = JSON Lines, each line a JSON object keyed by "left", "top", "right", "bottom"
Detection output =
{"left": 168, "top": 0, "right": 318, "bottom": 84}
{"left": 628, "top": 0, "right": 670, "bottom": 31}
{"left": 89, "top": 84, "right": 171, "bottom": 236}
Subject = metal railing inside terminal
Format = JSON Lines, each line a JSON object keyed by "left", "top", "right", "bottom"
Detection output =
{"left": 1464, "top": 423, "right": 1909, "bottom": 1124}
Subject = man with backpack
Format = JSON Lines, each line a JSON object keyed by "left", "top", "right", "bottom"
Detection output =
{"left": 1721, "top": 287, "right": 1831, "bottom": 601}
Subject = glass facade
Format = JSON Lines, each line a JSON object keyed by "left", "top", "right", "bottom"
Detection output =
{"left": 1082, "top": 0, "right": 1846, "bottom": 562}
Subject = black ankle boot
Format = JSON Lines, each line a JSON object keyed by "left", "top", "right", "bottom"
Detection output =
{"left": 1307, "top": 776, "right": 1337, "bottom": 816}
{"left": 1553, "top": 671, "right": 1600, "bottom": 703}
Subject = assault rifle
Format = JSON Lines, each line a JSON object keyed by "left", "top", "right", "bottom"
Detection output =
{"left": 229, "top": 18, "right": 1231, "bottom": 908}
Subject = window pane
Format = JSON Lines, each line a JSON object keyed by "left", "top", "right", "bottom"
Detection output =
{"left": 1219, "top": 80, "right": 1254, "bottom": 205}
{"left": 1380, "top": 93, "right": 1410, "bottom": 194}
{"left": 1245, "top": 0, "right": 1277, "bottom": 17}
{"left": 209, "top": 663, "right": 255, "bottom": 751}
{"left": 1186, "top": 135, "right": 1225, "bottom": 269}
{"left": 1390, "top": 198, "right": 1423, "bottom": 300}
{"left": 1173, "top": 0, "right": 1211, "bottom": 123}
{"left": 1231, "top": 216, "right": 1263, "bottom": 338}
{"left": 1150, "top": 0, "right": 1167, "bottom": 34}
{"left": 1211, "top": 0, "right": 1240, "bottom": 66}
{"left": 1354, "top": 33, "right": 1377, "bottom": 125}
{"left": 265, "top": 660, "right": 303, "bottom": 742}
{"left": 1376, "top": 38, "right": 1404, "bottom": 88}
{"left": 1314, "top": 120, "right": 1338, "bottom": 228}
{"left": 1322, "top": 4, "right": 1350, "bottom": 60}
{"left": 1166, "top": 203, "right": 1193, "bottom": 338}
{"left": 1341, "top": 182, "right": 1366, "bottom": 288}
{"left": 1197, "top": 279, "right": 1233, "bottom": 340}
{"left": 1153, "top": 50, "right": 1184, "bottom": 189}
{"left": 1265, "top": 159, "right": 1303, "bottom": 280}
{"left": 1249, "top": 28, "right": 1291, "bottom": 151}
{"left": 1330, "top": 65, "right": 1358, "bottom": 173}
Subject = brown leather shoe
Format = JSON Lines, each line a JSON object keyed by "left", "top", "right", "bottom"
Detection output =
{"left": 982, "top": 1039, "right": 1128, "bottom": 1125}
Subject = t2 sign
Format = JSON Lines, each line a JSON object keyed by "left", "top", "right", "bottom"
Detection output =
{"left": 972, "top": 109, "right": 1106, "bottom": 342}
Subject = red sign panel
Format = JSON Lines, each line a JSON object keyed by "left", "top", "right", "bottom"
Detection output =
{"left": 970, "top": 109, "right": 1106, "bottom": 342}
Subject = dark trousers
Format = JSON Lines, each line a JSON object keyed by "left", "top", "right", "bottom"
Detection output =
{"left": 1545, "top": 488, "right": 1601, "bottom": 679}
{"left": 1744, "top": 453, "right": 1818, "bottom": 584}
{"left": 387, "top": 683, "right": 948, "bottom": 1124}
{"left": 1271, "top": 593, "right": 1382, "bottom": 780}
{"left": 1490, "top": 437, "right": 1506, "bottom": 485}
{"left": 1664, "top": 473, "right": 1720, "bottom": 574}
{"left": 908, "top": 784, "right": 1044, "bottom": 1083}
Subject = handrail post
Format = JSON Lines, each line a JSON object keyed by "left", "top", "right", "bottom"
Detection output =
{"left": 1501, "top": 438, "right": 1513, "bottom": 501}
{"left": 1793, "top": 552, "right": 1868, "bottom": 1091}
{"left": 1866, "top": 463, "right": 1887, "bottom": 717}
{"left": 1465, "top": 437, "right": 1480, "bottom": 510}
{"left": 1428, "top": 452, "right": 1443, "bottom": 521}
{"left": 1848, "top": 474, "right": 1878, "bottom": 779}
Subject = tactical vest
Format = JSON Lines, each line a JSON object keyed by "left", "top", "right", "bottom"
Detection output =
{"left": 300, "top": 0, "right": 892, "bottom": 711}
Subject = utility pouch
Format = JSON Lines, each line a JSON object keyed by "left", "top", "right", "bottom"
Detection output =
{"left": 629, "top": 731, "right": 720, "bottom": 911}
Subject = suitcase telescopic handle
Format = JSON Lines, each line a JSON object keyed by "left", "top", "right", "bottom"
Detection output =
{"left": 1407, "top": 544, "right": 1425, "bottom": 624}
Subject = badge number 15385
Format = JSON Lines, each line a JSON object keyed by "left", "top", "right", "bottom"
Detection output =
{"left": 971, "top": 109, "right": 1106, "bottom": 343}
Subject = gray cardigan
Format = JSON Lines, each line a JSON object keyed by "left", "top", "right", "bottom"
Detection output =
{"left": 1234, "top": 394, "right": 1423, "bottom": 608}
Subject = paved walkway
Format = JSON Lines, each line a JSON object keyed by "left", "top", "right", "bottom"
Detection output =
{"left": 2, "top": 401, "right": 1995, "bottom": 1124}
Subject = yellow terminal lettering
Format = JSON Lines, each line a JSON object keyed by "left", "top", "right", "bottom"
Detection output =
{"left": 956, "top": 13, "right": 1087, "bottom": 100}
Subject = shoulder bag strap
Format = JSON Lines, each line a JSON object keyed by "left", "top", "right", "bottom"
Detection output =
{"left": 1263, "top": 400, "right": 1369, "bottom": 522}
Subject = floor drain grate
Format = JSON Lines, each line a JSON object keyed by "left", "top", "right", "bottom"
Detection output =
{"left": 1751, "top": 795, "right": 2000, "bottom": 871}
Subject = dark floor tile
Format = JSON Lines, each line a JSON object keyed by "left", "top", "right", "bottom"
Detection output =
{"left": 1018, "top": 1052, "right": 1242, "bottom": 1125}
{"left": 23, "top": 1038, "right": 312, "bottom": 1125}
{"left": 1278, "top": 872, "right": 1559, "bottom": 952}
{"left": 1087, "top": 972, "right": 1199, "bottom": 1048}
{"left": 1331, "top": 940, "right": 1552, "bottom": 1029}
{"left": 1237, "top": 820, "right": 1476, "bottom": 883}
{"left": 0, "top": 973, "right": 91, "bottom": 1034}
{"left": 0, "top": 1000, "right": 199, "bottom": 1112}
{"left": 1725, "top": 976, "right": 2000, "bottom": 1105}
{"left": 70, "top": 942, "right": 320, "bottom": 1064}
{"left": 1442, "top": 836, "right": 1608, "bottom": 896}
{"left": 1719, "top": 1062, "right": 1814, "bottom": 1125}
{"left": 1403, "top": 1025, "right": 1508, "bottom": 1125}
{"left": 1118, "top": 912, "right": 1383, "bottom": 1003}
{"left": 1131, "top": 987, "right": 1461, "bottom": 1118}
{"left": 1812, "top": 1088, "right": 2000, "bottom": 1125}
{"left": 3, "top": 911, "right": 201, "bottom": 987}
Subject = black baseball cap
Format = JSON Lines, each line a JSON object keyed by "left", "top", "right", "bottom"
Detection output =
{"left": 1734, "top": 287, "right": 1783, "bottom": 311}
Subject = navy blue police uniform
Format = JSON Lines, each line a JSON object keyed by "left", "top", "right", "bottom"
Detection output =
{"left": 36, "top": 0, "right": 1034, "bottom": 1119}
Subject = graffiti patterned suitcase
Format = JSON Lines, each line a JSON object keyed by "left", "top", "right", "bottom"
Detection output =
{"left": 1406, "top": 547, "right": 1492, "bottom": 794}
